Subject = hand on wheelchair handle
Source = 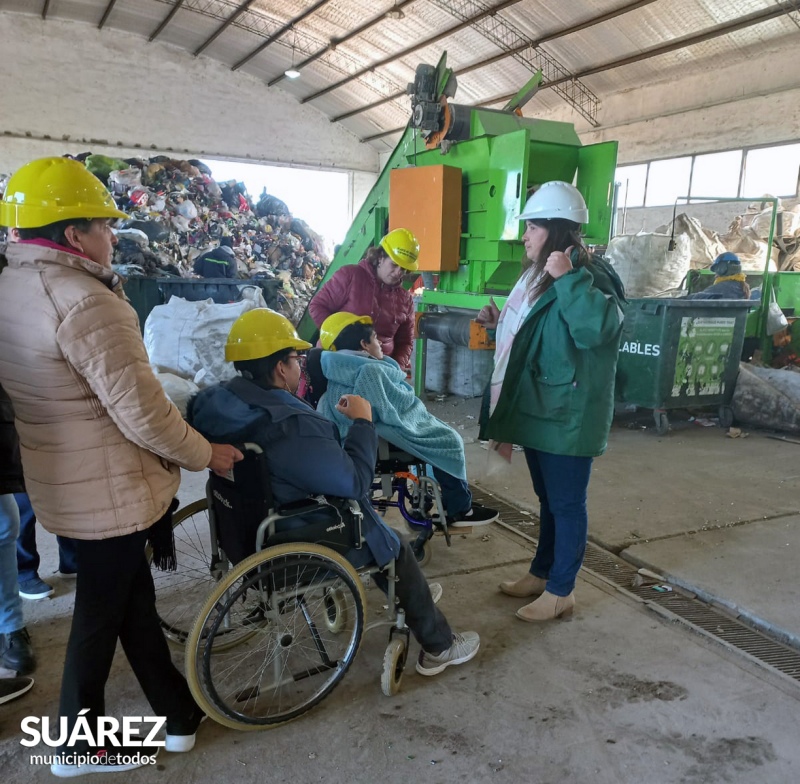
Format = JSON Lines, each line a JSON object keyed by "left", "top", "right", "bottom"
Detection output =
{"left": 336, "top": 394, "right": 372, "bottom": 422}
{"left": 207, "top": 443, "right": 245, "bottom": 476}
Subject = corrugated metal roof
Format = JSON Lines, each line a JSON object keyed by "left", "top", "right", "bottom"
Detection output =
{"left": 3, "top": 0, "right": 799, "bottom": 151}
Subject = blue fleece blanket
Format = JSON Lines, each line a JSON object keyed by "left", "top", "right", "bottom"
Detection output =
{"left": 318, "top": 352, "right": 467, "bottom": 480}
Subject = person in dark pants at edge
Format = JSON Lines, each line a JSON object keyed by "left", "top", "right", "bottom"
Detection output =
{"left": 187, "top": 308, "right": 480, "bottom": 678}
{"left": 16, "top": 491, "right": 78, "bottom": 600}
{"left": 192, "top": 235, "right": 238, "bottom": 278}
{"left": 477, "top": 181, "right": 625, "bottom": 622}
{"left": 0, "top": 158, "right": 243, "bottom": 777}
{"left": 0, "top": 382, "right": 36, "bottom": 701}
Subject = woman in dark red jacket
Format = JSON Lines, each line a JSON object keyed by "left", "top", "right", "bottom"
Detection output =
{"left": 309, "top": 229, "right": 419, "bottom": 368}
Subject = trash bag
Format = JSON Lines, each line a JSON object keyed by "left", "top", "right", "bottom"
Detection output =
{"left": 143, "top": 288, "right": 267, "bottom": 388}
{"left": 122, "top": 219, "right": 170, "bottom": 242}
{"left": 85, "top": 154, "right": 128, "bottom": 181}
{"left": 256, "top": 192, "right": 290, "bottom": 218}
{"left": 605, "top": 232, "right": 691, "bottom": 297}
{"left": 732, "top": 364, "right": 800, "bottom": 434}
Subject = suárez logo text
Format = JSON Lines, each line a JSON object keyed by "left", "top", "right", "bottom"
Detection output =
{"left": 20, "top": 711, "right": 166, "bottom": 748}
{"left": 619, "top": 341, "right": 661, "bottom": 357}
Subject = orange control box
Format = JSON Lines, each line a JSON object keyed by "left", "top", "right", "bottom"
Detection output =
{"left": 389, "top": 165, "right": 462, "bottom": 272}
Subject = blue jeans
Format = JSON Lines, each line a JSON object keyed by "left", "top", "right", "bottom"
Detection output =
{"left": 15, "top": 492, "right": 78, "bottom": 582}
{"left": 431, "top": 466, "right": 472, "bottom": 518}
{"left": 523, "top": 448, "right": 593, "bottom": 597}
{"left": 0, "top": 494, "right": 24, "bottom": 634}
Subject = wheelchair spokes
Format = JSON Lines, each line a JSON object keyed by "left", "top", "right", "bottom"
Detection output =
{"left": 186, "top": 544, "right": 366, "bottom": 729}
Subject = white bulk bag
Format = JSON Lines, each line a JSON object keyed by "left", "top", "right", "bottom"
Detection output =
{"left": 144, "top": 287, "right": 267, "bottom": 388}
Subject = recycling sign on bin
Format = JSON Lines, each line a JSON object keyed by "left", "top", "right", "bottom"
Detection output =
{"left": 671, "top": 316, "right": 736, "bottom": 398}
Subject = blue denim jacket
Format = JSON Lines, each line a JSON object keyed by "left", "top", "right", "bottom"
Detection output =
{"left": 188, "top": 378, "right": 400, "bottom": 567}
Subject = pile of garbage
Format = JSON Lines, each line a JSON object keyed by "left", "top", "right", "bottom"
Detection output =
{"left": 0, "top": 154, "right": 330, "bottom": 325}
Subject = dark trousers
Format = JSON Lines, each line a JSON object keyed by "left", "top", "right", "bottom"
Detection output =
{"left": 15, "top": 492, "right": 77, "bottom": 582}
{"left": 372, "top": 540, "right": 452, "bottom": 655}
{"left": 59, "top": 527, "right": 196, "bottom": 749}
{"left": 431, "top": 466, "right": 472, "bottom": 518}
{"left": 523, "top": 448, "right": 593, "bottom": 597}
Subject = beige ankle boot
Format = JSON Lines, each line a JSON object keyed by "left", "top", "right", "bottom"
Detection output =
{"left": 498, "top": 573, "right": 547, "bottom": 598}
{"left": 515, "top": 590, "right": 575, "bottom": 622}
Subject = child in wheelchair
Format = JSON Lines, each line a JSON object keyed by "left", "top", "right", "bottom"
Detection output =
{"left": 305, "top": 312, "right": 498, "bottom": 527}
{"left": 187, "top": 308, "right": 480, "bottom": 677}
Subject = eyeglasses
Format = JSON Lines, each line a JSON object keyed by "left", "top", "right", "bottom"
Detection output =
{"left": 284, "top": 353, "right": 306, "bottom": 369}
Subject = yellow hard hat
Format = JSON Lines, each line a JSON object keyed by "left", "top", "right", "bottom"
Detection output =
{"left": 320, "top": 312, "right": 373, "bottom": 351}
{"left": 380, "top": 228, "right": 420, "bottom": 271}
{"left": 0, "top": 157, "right": 129, "bottom": 229}
{"left": 226, "top": 308, "right": 312, "bottom": 362}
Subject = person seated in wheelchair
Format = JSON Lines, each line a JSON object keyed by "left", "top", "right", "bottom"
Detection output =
{"left": 303, "top": 312, "right": 499, "bottom": 528}
{"left": 187, "top": 308, "right": 480, "bottom": 677}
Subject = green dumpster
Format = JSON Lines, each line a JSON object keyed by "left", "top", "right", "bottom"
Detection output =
{"left": 615, "top": 298, "right": 753, "bottom": 434}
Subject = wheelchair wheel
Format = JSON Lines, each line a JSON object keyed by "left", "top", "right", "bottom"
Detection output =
{"left": 147, "top": 498, "right": 222, "bottom": 647}
{"left": 413, "top": 539, "right": 432, "bottom": 569}
{"left": 186, "top": 543, "right": 366, "bottom": 730}
{"left": 381, "top": 638, "right": 407, "bottom": 697}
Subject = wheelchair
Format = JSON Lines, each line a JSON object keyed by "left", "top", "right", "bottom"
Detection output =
{"left": 371, "top": 438, "right": 453, "bottom": 568}
{"left": 147, "top": 443, "right": 449, "bottom": 647}
{"left": 168, "top": 444, "right": 413, "bottom": 731}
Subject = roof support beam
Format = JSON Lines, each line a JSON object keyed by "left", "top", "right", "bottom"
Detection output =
{"left": 268, "top": 0, "right": 418, "bottom": 88}
{"left": 42, "top": 0, "right": 52, "bottom": 20}
{"left": 97, "top": 0, "right": 118, "bottom": 29}
{"left": 360, "top": 0, "right": 800, "bottom": 142}
{"left": 232, "top": 0, "right": 333, "bottom": 72}
{"left": 333, "top": 0, "right": 658, "bottom": 122}
{"left": 149, "top": 0, "right": 185, "bottom": 43}
{"left": 194, "top": 0, "right": 257, "bottom": 57}
{"left": 478, "top": 1, "right": 800, "bottom": 108}
{"left": 303, "top": 0, "right": 525, "bottom": 103}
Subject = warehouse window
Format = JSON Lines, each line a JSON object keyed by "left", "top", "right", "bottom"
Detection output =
{"left": 742, "top": 143, "right": 800, "bottom": 198}
{"left": 202, "top": 159, "right": 349, "bottom": 255}
{"left": 616, "top": 139, "right": 800, "bottom": 209}
{"left": 616, "top": 164, "right": 647, "bottom": 208}
{"left": 645, "top": 157, "right": 692, "bottom": 206}
{"left": 690, "top": 150, "right": 742, "bottom": 200}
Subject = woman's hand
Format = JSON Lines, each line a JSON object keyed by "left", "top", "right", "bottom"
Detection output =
{"left": 207, "top": 443, "right": 244, "bottom": 477}
{"left": 336, "top": 394, "right": 372, "bottom": 422}
{"left": 475, "top": 296, "right": 501, "bottom": 330}
{"left": 544, "top": 246, "right": 574, "bottom": 279}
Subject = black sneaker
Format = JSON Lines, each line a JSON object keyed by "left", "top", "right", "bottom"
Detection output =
{"left": 0, "top": 675, "right": 34, "bottom": 705}
{"left": 0, "top": 627, "right": 36, "bottom": 675}
{"left": 447, "top": 503, "right": 499, "bottom": 528}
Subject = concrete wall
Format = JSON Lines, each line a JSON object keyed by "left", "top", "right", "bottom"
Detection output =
{"left": 566, "top": 44, "right": 800, "bottom": 165}
{"left": 0, "top": 14, "right": 379, "bottom": 176}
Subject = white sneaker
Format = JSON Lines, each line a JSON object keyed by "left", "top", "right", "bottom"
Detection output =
{"left": 165, "top": 713, "right": 206, "bottom": 752}
{"left": 416, "top": 631, "right": 480, "bottom": 676}
{"left": 429, "top": 583, "right": 443, "bottom": 605}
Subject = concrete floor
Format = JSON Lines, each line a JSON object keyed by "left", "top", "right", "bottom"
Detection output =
{"left": 2, "top": 400, "right": 800, "bottom": 783}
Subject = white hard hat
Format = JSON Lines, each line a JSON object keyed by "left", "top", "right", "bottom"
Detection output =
{"left": 516, "top": 181, "right": 589, "bottom": 224}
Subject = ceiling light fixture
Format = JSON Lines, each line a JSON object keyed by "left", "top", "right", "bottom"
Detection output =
{"left": 386, "top": 3, "right": 405, "bottom": 19}
{"left": 284, "top": 27, "right": 301, "bottom": 79}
